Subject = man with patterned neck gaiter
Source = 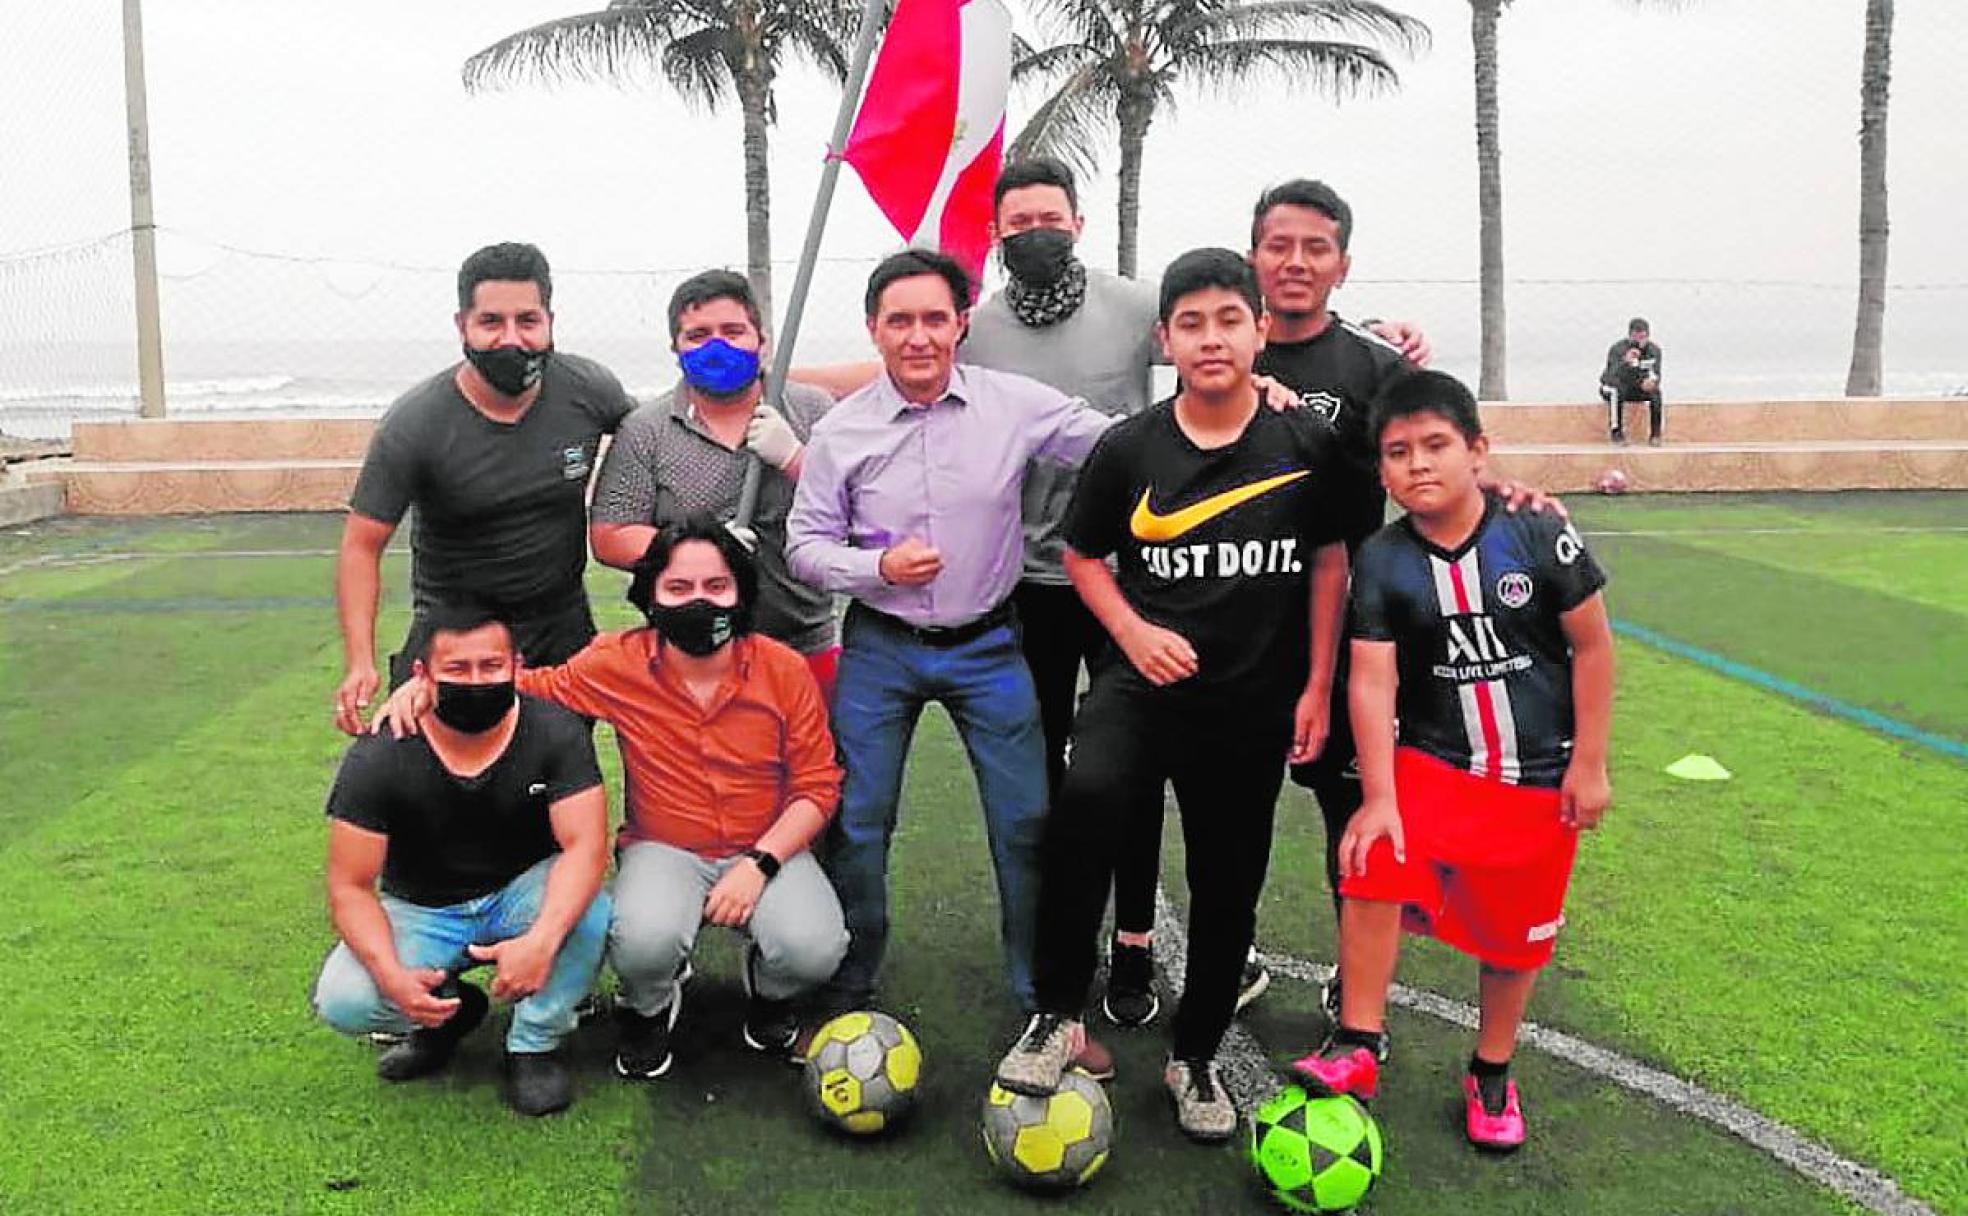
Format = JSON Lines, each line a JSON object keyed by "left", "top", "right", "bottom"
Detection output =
{"left": 964, "top": 161, "right": 1431, "bottom": 1034}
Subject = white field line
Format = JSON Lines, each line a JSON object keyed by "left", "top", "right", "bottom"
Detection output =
{"left": 1147, "top": 889, "right": 1935, "bottom": 1216}
{"left": 0, "top": 548, "right": 341, "bottom": 579}
{"left": 1581, "top": 526, "right": 1968, "bottom": 537}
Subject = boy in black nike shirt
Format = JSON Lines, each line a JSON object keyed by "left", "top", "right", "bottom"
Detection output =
{"left": 995, "top": 249, "right": 1350, "bottom": 1142}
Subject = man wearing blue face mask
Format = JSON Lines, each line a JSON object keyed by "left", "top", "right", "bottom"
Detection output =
{"left": 591, "top": 270, "right": 842, "bottom": 699}
{"left": 334, "top": 242, "right": 636, "bottom": 734}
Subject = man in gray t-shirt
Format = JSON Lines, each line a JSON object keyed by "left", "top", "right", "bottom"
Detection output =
{"left": 335, "top": 243, "right": 634, "bottom": 734}
{"left": 588, "top": 270, "right": 841, "bottom": 695}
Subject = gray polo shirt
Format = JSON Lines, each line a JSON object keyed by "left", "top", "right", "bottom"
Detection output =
{"left": 961, "top": 269, "right": 1160, "bottom": 585}
{"left": 590, "top": 382, "right": 837, "bottom": 653}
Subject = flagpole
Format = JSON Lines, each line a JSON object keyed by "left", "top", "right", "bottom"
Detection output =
{"left": 734, "top": 0, "right": 889, "bottom": 529}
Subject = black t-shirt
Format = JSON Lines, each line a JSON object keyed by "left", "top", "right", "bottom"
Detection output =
{"left": 1255, "top": 317, "right": 1411, "bottom": 551}
{"left": 1351, "top": 494, "right": 1608, "bottom": 788}
{"left": 325, "top": 695, "right": 603, "bottom": 906}
{"left": 350, "top": 353, "right": 635, "bottom": 616}
{"left": 1062, "top": 400, "right": 1351, "bottom": 700}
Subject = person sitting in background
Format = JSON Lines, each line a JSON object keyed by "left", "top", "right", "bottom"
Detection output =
{"left": 312, "top": 605, "right": 611, "bottom": 1117}
{"left": 1599, "top": 317, "right": 1664, "bottom": 446}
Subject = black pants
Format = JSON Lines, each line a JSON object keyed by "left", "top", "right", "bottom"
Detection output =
{"left": 1288, "top": 663, "right": 1364, "bottom": 914}
{"left": 1031, "top": 668, "right": 1291, "bottom": 1061}
{"left": 387, "top": 598, "right": 597, "bottom": 689}
{"left": 1013, "top": 581, "right": 1162, "bottom": 935}
{"left": 1601, "top": 382, "right": 1664, "bottom": 440}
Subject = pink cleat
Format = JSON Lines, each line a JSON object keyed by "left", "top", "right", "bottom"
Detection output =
{"left": 1463, "top": 1075, "right": 1527, "bottom": 1152}
{"left": 1288, "top": 1042, "right": 1380, "bottom": 1101}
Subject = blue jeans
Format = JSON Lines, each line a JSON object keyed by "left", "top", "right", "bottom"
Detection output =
{"left": 312, "top": 856, "right": 611, "bottom": 1054}
{"left": 820, "top": 606, "right": 1048, "bottom": 1012}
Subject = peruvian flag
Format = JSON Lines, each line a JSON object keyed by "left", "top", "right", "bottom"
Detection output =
{"left": 842, "top": 0, "right": 1014, "bottom": 281}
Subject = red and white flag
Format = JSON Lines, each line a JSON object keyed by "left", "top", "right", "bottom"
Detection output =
{"left": 842, "top": 0, "right": 1013, "bottom": 281}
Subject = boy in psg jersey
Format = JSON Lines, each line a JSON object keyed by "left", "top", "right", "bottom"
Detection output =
{"left": 1290, "top": 370, "right": 1614, "bottom": 1153}
{"left": 995, "top": 248, "right": 1352, "bottom": 1142}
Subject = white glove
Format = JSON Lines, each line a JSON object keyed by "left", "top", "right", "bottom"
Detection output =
{"left": 744, "top": 404, "right": 804, "bottom": 470}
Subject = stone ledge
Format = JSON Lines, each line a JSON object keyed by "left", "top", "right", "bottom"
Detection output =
{"left": 0, "top": 480, "right": 65, "bottom": 527}
{"left": 27, "top": 460, "right": 361, "bottom": 516}
{"left": 72, "top": 415, "right": 377, "bottom": 463}
{"left": 1487, "top": 440, "right": 1968, "bottom": 494}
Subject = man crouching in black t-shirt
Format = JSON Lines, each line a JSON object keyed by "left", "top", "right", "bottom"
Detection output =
{"left": 995, "top": 249, "right": 1350, "bottom": 1142}
{"left": 311, "top": 604, "right": 611, "bottom": 1117}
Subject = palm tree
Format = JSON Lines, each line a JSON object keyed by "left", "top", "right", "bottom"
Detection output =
{"left": 1469, "top": 0, "right": 1505, "bottom": 399}
{"left": 1008, "top": 0, "right": 1428, "bottom": 279}
{"left": 1467, "top": 1, "right": 1684, "bottom": 400}
{"left": 462, "top": 0, "right": 866, "bottom": 326}
{"left": 1844, "top": 0, "right": 1892, "bottom": 397}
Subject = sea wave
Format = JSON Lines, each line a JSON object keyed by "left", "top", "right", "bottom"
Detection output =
{"left": 0, "top": 374, "right": 302, "bottom": 405}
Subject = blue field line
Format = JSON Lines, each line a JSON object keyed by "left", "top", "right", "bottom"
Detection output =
{"left": 1614, "top": 619, "right": 1968, "bottom": 763}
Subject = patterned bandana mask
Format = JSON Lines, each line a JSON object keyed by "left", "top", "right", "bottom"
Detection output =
{"left": 1004, "top": 257, "right": 1089, "bottom": 329}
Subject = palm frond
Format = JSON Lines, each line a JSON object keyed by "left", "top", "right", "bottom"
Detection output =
{"left": 1165, "top": 0, "right": 1428, "bottom": 58}
{"left": 1012, "top": 42, "right": 1101, "bottom": 88}
{"left": 772, "top": 0, "right": 863, "bottom": 83}
{"left": 1026, "top": 0, "right": 1129, "bottom": 58}
{"left": 1009, "top": 66, "right": 1120, "bottom": 174}
{"left": 659, "top": 26, "right": 738, "bottom": 110}
{"left": 462, "top": 6, "right": 694, "bottom": 93}
{"left": 1178, "top": 36, "right": 1396, "bottom": 99}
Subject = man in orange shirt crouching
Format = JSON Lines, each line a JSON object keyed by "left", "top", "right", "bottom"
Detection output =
{"left": 379, "top": 514, "right": 846, "bottom": 1078}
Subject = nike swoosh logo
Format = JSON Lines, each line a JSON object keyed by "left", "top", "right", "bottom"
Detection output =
{"left": 528, "top": 783, "right": 548, "bottom": 796}
{"left": 1129, "top": 470, "right": 1310, "bottom": 543}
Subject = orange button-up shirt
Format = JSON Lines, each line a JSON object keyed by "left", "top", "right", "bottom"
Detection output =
{"left": 516, "top": 629, "right": 840, "bottom": 858}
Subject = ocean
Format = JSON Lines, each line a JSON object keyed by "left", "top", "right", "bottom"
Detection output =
{"left": 4, "top": 282, "right": 1963, "bottom": 441}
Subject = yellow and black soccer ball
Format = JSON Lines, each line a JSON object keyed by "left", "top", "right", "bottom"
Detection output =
{"left": 980, "top": 1070, "right": 1114, "bottom": 1190}
{"left": 802, "top": 1010, "right": 923, "bottom": 1135}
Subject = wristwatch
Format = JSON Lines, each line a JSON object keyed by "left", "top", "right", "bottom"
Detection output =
{"left": 743, "top": 847, "right": 781, "bottom": 880}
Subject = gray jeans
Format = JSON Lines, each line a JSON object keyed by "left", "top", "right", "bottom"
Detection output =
{"left": 610, "top": 840, "right": 848, "bottom": 1017}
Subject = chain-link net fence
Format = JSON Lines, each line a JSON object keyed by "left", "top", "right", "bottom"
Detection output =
{"left": 4, "top": 1, "right": 1964, "bottom": 443}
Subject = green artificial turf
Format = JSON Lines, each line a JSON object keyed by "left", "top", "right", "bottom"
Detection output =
{"left": 0, "top": 501, "right": 1958, "bottom": 1213}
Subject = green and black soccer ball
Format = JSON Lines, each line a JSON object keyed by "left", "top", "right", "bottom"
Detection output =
{"left": 1248, "top": 1086, "right": 1383, "bottom": 1212}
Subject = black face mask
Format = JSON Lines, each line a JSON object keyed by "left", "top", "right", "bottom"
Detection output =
{"left": 433, "top": 679, "right": 516, "bottom": 733}
{"left": 1000, "top": 228, "right": 1076, "bottom": 288}
{"left": 463, "top": 343, "right": 552, "bottom": 397}
{"left": 648, "top": 598, "right": 745, "bottom": 658}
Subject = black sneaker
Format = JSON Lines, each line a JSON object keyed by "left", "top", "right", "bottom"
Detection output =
{"left": 1611, "top": 430, "right": 1630, "bottom": 445}
{"left": 614, "top": 991, "right": 682, "bottom": 1080}
{"left": 1101, "top": 938, "right": 1160, "bottom": 1027}
{"left": 505, "top": 1051, "right": 574, "bottom": 1117}
{"left": 1319, "top": 973, "right": 1393, "bottom": 1064}
{"left": 1235, "top": 947, "right": 1271, "bottom": 1012}
{"left": 376, "top": 981, "right": 487, "bottom": 1082}
{"left": 740, "top": 948, "right": 801, "bottom": 1063}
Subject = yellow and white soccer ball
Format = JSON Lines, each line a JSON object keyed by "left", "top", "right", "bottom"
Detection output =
{"left": 981, "top": 1070, "right": 1114, "bottom": 1190}
{"left": 802, "top": 1010, "right": 923, "bottom": 1135}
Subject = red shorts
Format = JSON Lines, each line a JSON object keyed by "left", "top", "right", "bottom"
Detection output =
{"left": 1339, "top": 748, "right": 1579, "bottom": 970}
{"left": 805, "top": 645, "right": 841, "bottom": 706}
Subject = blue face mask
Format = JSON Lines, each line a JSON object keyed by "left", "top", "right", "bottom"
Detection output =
{"left": 677, "top": 338, "right": 762, "bottom": 397}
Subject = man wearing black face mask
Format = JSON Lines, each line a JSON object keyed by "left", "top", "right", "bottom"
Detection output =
{"left": 334, "top": 241, "right": 636, "bottom": 735}
{"left": 313, "top": 605, "right": 611, "bottom": 1117}
{"left": 374, "top": 516, "right": 847, "bottom": 1076}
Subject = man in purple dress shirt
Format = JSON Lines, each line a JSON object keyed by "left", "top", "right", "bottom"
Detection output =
{"left": 787, "top": 249, "right": 1117, "bottom": 1019}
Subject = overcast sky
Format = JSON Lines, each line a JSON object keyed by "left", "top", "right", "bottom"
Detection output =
{"left": 3, "top": 0, "right": 1964, "bottom": 386}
